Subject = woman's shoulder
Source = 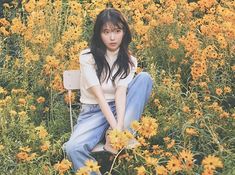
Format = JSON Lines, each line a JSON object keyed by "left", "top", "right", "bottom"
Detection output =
{"left": 79, "top": 48, "right": 95, "bottom": 64}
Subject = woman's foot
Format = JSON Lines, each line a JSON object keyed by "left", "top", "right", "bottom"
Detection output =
{"left": 103, "top": 144, "right": 118, "bottom": 154}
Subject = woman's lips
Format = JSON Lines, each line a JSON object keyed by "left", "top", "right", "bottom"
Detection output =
{"left": 109, "top": 43, "right": 117, "bottom": 46}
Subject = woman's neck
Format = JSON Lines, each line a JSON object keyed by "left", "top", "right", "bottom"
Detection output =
{"left": 106, "top": 48, "right": 119, "bottom": 59}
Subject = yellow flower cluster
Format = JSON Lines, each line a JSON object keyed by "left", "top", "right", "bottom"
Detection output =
{"left": 76, "top": 160, "right": 100, "bottom": 175}
{"left": 54, "top": 159, "right": 72, "bottom": 175}
{"left": 16, "top": 146, "right": 37, "bottom": 162}
{"left": 107, "top": 129, "right": 134, "bottom": 150}
{"left": 131, "top": 116, "right": 158, "bottom": 138}
{"left": 35, "top": 126, "right": 48, "bottom": 139}
{"left": 23, "top": 47, "right": 40, "bottom": 65}
{"left": 10, "top": 18, "right": 25, "bottom": 34}
{"left": 202, "top": 155, "right": 223, "bottom": 174}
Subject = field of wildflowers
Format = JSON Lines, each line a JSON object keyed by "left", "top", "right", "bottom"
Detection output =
{"left": 0, "top": 0, "right": 234, "bottom": 174}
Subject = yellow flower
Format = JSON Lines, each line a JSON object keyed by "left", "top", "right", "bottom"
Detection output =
{"left": 154, "top": 98, "right": 161, "bottom": 107}
{"left": 11, "top": 88, "right": 27, "bottom": 95}
{"left": 136, "top": 67, "right": 143, "bottom": 74}
{"left": 0, "top": 27, "right": 9, "bottom": 36}
{"left": 219, "top": 112, "right": 229, "bottom": 118}
{"left": 40, "top": 141, "right": 50, "bottom": 152}
{"left": 5, "top": 96, "right": 12, "bottom": 103}
{"left": 44, "top": 107, "right": 49, "bottom": 113}
{"left": 166, "top": 156, "right": 182, "bottom": 173}
{"left": 155, "top": 165, "right": 168, "bottom": 175}
{"left": 204, "top": 96, "right": 211, "bottom": 101}
{"left": 18, "top": 111, "right": 27, "bottom": 118}
{"left": 68, "top": 1, "right": 82, "bottom": 14}
{"left": 199, "top": 82, "right": 208, "bottom": 88}
{"left": 10, "top": 18, "right": 25, "bottom": 34}
{"left": 18, "top": 98, "right": 27, "bottom": 105}
{"left": 27, "top": 153, "right": 37, "bottom": 161}
{"left": 169, "top": 40, "right": 179, "bottom": 49}
{"left": 152, "top": 144, "right": 164, "bottom": 155}
{"left": 37, "top": 96, "right": 45, "bottom": 103}
{"left": 107, "top": 129, "right": 129, "bottom": 150}
{"left": 163, "top": 137, "right": 170, "bottom": 142}
{"left": 130, "top": 120, "right": 141, "bottom": 131}
{"left": 162, "top": 78, "right": 171, "bottom": 86}
{"left": 167, "top": 139, "right": 175, "bottom": 149}
{"left": 53, "top": 42, "right": 66, "bottom": 57}
{"left": 0, "top": 87, "right": 7, "bottom": 94}
{"left": 224, "top": 86, "right": 231, "bottom": 94}
{"left": 179, "top": 150, "right": 193, "bottom": 161}
{"left": 0, "top": 100, "right": 6, "bottom": 108}
{"left": 10, "top": 110, "right": 17, "bottom": 117}
{"left": 45, "top": 55, "right": 60, "bottom": 69}
{"left": 30, "top": 105, "right": 36, "bottom": 111}
{"left": 54, "top": 159, "right": 72, "bottom": 175}
{"left": 182, "top": 106, "right": 191, "bottom": 113}
{"left": 76, "top": 166, "right": 90, "bottom": 175}
{"left": 201, "top": 168, "right": 214, "bottom": 175}
{"left": 51, "top": 74, "right": 64, "bottom": 92}
{"left": 0, "top": 18, "right": 10, "bottom": 26}
{"left": 185, "top": 128, "right": 198, "bottom": 136}
{"left": 231, "top": 113, "right": 235, "bottom": 119}
{"left": 84, "top": 160, "right": 100, "bottom": 173}
{"left": 24, "top": 0, "right": 36, "bottom": 13}
{"left": 19, "top": 146, "right": 31, "bottom": 153}
{"left": 231, "top": 65, "right": 235, "bottom": 71}
{"left": 16, "top": 151, "right": 29, "bottom": 161}
{"left": 215, "top": 88, "right": 223, "bottom": 96}
{"left": 37, "top": 0, "right": 48, "bottom": 9}
{"left": 35, "top": 126, "right": 48, "bottom": 139}
{"left": 137, "top": 136, "right": 148, "bottom": 146}
{"left": 135, "top": 166, "right": 146, "bottom": 175}
{"left": 202, "top": 155, "right": 223, "bottom": 170}
{"left": 145, "top": 156, "right": 158, "bottom": 166}
{"left": 64, "top": 92, "right": 75, "bottom": 104}
{"left": 179, "top": 149, "right": 194, "bottom": 169}
{"left": 194, "top": 109, "right": 203, "bottom": 118}
{"left": 138, "top": 116, "right": 158, "bottom": 138}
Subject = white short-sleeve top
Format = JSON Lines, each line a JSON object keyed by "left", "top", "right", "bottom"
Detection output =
{"left": 79, "top": 48, "right": 137, "bottom": 104}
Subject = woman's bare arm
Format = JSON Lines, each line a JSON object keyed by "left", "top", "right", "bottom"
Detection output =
{"left": 115, "top": 86, "right": 127, "bottom": 130}
{"left": 89, "top": 85, "right": 117, "bottom": 129}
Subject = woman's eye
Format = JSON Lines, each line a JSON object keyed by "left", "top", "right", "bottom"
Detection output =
{"left": 115, "top": 29, "right": 122, "bottom": 33}
{"left": 103, "top": 30, "right": 109, "bottom": 34}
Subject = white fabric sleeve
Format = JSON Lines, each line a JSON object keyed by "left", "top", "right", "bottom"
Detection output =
{"left": 79, "top": 50, "right": 100, "bottom": 89}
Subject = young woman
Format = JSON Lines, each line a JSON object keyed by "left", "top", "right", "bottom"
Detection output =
{"left": 65, "top": 8, "right": 153, "bottom": 173}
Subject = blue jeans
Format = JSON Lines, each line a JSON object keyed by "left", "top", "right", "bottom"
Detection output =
{"left": 65, "top": 72, "right": 153, "bottom": 173}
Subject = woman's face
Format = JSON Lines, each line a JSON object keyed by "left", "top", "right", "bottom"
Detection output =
{"left": 100, "top": 22, "right": 124, "bottom": 52}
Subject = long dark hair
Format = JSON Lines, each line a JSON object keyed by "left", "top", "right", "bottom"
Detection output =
{"left": 88, "top": 8, "right": 134, "bottom": 84}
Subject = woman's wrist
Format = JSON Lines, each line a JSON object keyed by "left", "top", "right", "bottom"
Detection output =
{"left": 116, "top": 122, "right": 124, "bottom": 131}
{"left": 110, "top": 120, "right": 117, "bottom": 129}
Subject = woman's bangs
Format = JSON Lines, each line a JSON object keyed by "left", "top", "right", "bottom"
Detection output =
{"left": 102, "top": 15, "right": 124, "bottom": 30}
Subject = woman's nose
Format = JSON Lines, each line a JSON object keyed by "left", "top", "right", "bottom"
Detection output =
{"left": 110, "top": 32, "right": 115, "bottom": 40}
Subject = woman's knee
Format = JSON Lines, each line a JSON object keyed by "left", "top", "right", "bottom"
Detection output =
{"left": 137, "top": 72, "right": 153, "bottom": 86}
